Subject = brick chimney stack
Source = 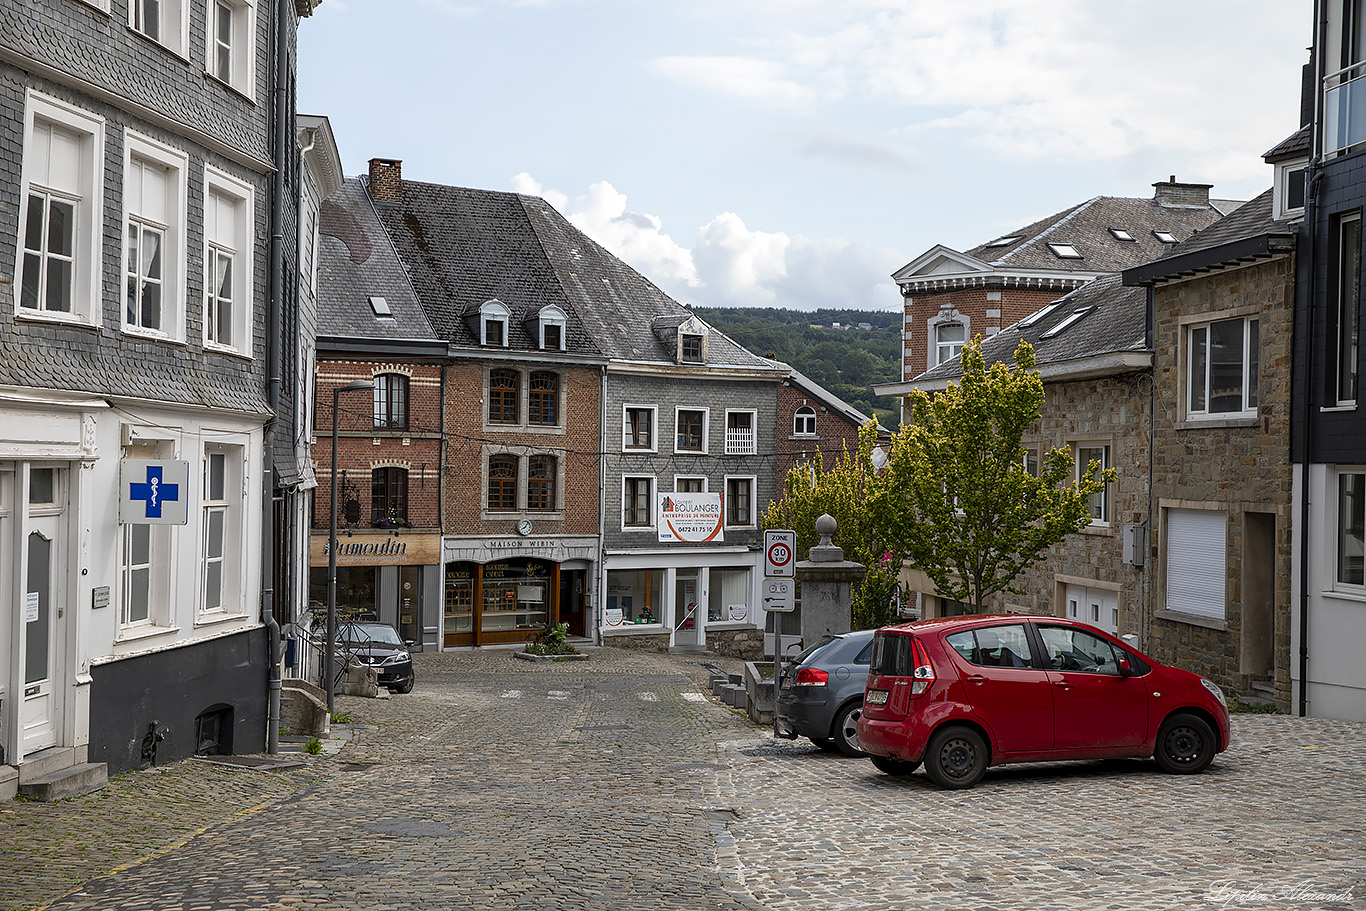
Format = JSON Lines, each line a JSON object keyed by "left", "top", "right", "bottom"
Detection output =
{"left": 1152, "top": 175, "right": 1213, "bottom": 208}
{"left": 368, "top": 158, "right": 402, "bottom": 202}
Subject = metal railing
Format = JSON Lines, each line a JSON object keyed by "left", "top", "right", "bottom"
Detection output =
{"left": 725, "top": 426, "right": 756, "bottom": 454}
{"left": 1325, "top": 61, "right": 1366, "bottom": 154}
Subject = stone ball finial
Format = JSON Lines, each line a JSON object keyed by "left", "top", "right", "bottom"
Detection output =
{"left": 815, "top": 513, "right": 837, "bottom": 546}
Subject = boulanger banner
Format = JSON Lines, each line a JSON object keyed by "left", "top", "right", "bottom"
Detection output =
{"left": 658, "top": 492, "right": 724, "bottom": 543}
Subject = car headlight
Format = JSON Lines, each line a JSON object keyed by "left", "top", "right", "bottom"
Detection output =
{"left": 1200, "top": 677, "right": 1227, "bottom": 708}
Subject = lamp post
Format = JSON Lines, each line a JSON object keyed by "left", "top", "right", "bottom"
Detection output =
{"left": 327, "top": 379, "right": 373, "bottom": 713}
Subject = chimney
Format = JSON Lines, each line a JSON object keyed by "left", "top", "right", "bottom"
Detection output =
{"left": 1301, "top": 56, "right": 1315, "bottom": 128}
{"left": 1152, "top": 175, "right": 1212, "bottom": 208}
{"left": 368, "top": 158, "right": 402, "bottom": 203}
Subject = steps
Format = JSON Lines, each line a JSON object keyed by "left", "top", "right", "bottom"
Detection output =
{"left": 13, "top": 747, "right": 107, "bottom": 801}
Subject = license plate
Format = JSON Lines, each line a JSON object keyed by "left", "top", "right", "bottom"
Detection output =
{"left": 866, "top": 689, "right": 889, "bottom": 705}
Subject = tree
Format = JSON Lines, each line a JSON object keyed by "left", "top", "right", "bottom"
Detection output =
{"left": 762, "top": 422, "right": 903, "bottom": 629}
{"left": 869, "top": 337, "right": 1113, "bottom": 613}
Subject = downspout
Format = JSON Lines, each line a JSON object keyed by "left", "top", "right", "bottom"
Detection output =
{"left": 438, "top": 359, "right": 447, "bottom": 652}
{"left": 261, "top": 0, "right": 292, "bottom": 754}
{"left": 597, "top": 365, "right": 608, "bottom": 645}
{"left": 1144, "top": 286, "right": 1156, "bottom": 653}
{"left": 1298, "top": 0, "right": 1328, "bottom": 718}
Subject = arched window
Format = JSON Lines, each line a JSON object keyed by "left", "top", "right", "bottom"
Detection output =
{"left": 480, "top": 299, "right": 510, "bottom": 346}
{"left": 488, "top": 454, "right": 518, "bottom": 510}
{"left": 488, "top": 369, "right": 519, "bottom": 424}
{"left": 373, "top": 373, "right": 408, "bottom": 430}
{"left": 527, "top": 455, "right": 557, "bottom": 511}
{"left": 793, "top": 405, "right": 817, "bottom": 437}
{"left": 371, "top": 467, "right": 408, "bottom": 525}
{"left": 529, "top": 371, "right": 559, "bottom": 425}
{"left": 936, "top": 322, "right": 966, "bottom": 366}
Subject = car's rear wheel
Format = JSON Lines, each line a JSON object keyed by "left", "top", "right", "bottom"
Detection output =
{"left": 832, "top": 701, "right": 866, "bottom": 757}
{"left": 870, "top": 756, "right": 921, "bottom": 776}
{"left": 1154, "top": 712, "right": 1216, "bottom": 774}
{"left": 924, "top": 726, "right": 988, "bottom": 789}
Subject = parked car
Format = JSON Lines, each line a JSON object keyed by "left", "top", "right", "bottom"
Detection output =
{"left": 776, "top": 629, "right": 876, "bottom": 756}
{"left": 858, "top": 615, "right": 1230, "bottom": 789}
{"left": 338, "top": 621, "right": 415, "bottom": 694}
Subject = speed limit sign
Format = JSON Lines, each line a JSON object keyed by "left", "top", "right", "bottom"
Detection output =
{"left": 764, "top": 530, "right": 796, "bottom": 577}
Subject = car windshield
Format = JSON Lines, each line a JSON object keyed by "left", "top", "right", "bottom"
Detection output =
{"left": 341, "top": 624, "right": 403, "bottom": 646}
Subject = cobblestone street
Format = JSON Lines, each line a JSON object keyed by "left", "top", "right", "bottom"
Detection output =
{"left": 3, "top": 647, "right": 1364, "bottom": 911}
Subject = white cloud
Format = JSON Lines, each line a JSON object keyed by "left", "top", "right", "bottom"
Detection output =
{"left": 508, "top": 174, "right": 898, "bottom": 311}
{"left": 649, "top": 56, "right": 817, "bottom": 110}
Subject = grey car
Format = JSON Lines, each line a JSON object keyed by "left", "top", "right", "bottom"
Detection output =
{"left": 775, "top": 629, "right": 876, "bottom": 756}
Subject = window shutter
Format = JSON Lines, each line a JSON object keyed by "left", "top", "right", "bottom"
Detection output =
{"left": 1166, "top": 509, "right": 1226, "bottom": 619}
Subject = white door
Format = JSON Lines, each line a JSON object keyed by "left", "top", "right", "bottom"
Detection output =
{"left": 20, "top": 467, "right": 65, "bottom": 757}
{"left": 1065, "top": 583, "right": 1119, "bottom": 636}
{"left": 673, "top": 573, "right": 703, "bottom": 647}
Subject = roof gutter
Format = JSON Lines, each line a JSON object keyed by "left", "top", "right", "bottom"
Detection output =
{"left": 1122, "top": 234, "right": 1296, "bottom": 287}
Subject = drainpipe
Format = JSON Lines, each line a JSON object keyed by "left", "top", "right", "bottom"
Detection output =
{"left": 597, "top": 365, "right": 608, "bottom": 646}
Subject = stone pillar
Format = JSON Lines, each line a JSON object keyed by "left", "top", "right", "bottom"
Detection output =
{"left": 795, "top": 514, "right": 866, "bottom": 647}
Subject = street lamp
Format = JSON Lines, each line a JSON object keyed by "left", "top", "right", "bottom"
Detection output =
{"left": 327, "top": 379, "right": 373, "bottom": 713}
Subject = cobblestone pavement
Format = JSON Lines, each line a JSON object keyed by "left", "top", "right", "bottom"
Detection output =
{"left": 5, "top": 647, "right": 1365, "bottom": 911}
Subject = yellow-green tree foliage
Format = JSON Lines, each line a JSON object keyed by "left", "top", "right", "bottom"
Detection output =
{"left": 763, "top": 421, "right": 902, "bottom": 629}
{"left": 869, "top": 337, "right": 1113, "bottom": 612}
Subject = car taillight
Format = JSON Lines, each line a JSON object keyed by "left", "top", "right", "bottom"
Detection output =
{"left": 795, "top": 667, "right": 829, "bottom": 687}
{"left": 910, "top": 638, "right": 935, "bottom": 695}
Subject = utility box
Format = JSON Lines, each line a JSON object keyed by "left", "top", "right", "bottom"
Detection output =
{"left": 1122, "top": 524, "right": 1146, "bottom": 566}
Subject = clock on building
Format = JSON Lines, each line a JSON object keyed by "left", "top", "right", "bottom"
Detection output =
{"left": 516, "top": 519, "right": 533, "bottom": 536}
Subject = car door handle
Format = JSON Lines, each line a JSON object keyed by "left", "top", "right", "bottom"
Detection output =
{"left": 965, "top": 674, "right": 988, "bottom": 685}
{"left": 1053, "top": 680, "right": 1074, "bottom": 690}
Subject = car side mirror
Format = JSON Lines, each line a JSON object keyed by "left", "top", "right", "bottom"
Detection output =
{"left": 404, "top": 640, "right": 416, "bottom": 649}
{"left": 1118, "top": 658, "right": 1133, "bottom": 677}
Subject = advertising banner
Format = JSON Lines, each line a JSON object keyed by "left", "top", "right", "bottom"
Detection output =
{"left": 657, "top": 492, "right": 724, "bottom": 543}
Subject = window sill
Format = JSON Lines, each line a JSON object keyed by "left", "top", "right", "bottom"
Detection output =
{"left": 621, "top": 525, "right": 657, "bottom": 533}
{"left": 1153, "top": 609, "right": 1227, "bottom": 631}
{"left": 725, "top": 450, "right": 758, "bottom": 457}
{"left": 204, "top": 341, "right": 252, "bottom": 360}
{"left": 115, "top": 623, "right": 182, "bottom": 644}
{"left": 123, "top": 326, "right": 187, "bottom": 346}
{"left": 622, "top": 446, "right": 659, "bottom": 454}
{"left": 1078, "top": 524, "right": 1114, "bottom": 536}
{"left": 195, "top": 610, "right": 247, "bottom": 628}
{"left": 674, "top": 449, "right": 707, "bottom": 456}
{"left": 1319, "top": 404, "right": 1358, "bottom": 413}
{"left": 15, "top": 308, "right": 100, "bottom": 331}
{"left": 1176, "top": 415, "right": 1258, "bottom": 430}
{"left": 1321, "top": 587, "right": 1366, "bottom": 604}
{"left": 788, "top": 434, "right": 819, "bottom": 442}
{"left": 204, "top": 71, "right": 256, "bottom": 105}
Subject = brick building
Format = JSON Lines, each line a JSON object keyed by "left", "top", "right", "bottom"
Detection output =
{"left": 0, "top": 0, "right": 319, "bottom": 785}
{"left": 875, "top": 181, "right": 1236, "bottom": 418}
{"left": 775, "top": 369, "right": 879, "bottom": 484}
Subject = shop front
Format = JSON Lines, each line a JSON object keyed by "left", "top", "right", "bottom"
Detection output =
{"left": 308, "top": 533, "right": 443, "bottom": 648}
{"left": 442, "top": 536, "right": 598, "bottom": 648}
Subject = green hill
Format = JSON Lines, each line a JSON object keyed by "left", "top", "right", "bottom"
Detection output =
{"left": 689, "top": 307, "right": 902, "bottom": 426}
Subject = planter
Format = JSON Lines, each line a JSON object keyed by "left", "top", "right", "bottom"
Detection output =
{"left": 513, "top": 650, "right": 590, "bottom": 663}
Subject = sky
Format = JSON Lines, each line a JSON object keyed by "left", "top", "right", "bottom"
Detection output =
{"left": 298, "top": 1, "right": 1311, "bottom": 313}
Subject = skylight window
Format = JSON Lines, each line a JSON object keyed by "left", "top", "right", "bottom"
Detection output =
{"left": 1048, "top": 243, "right": 1083, "bottom": 259}
{"left": 1109, "top": 228, "right": 1135, "bottom": 242}
{"left": 1017, "top": 302, "right": 1061, "bottom": 328}
{"left": 369, "top": 296, "right": 392, "bottom": 317}
{"left": 984, "top": 235, "right": 1021, "bottom": 248}
{"left": 1153, "top": 231, "right": 1178, "bottom": 244}
{"left": 1040, "top": 307, "right": 1096, "bottom": 339}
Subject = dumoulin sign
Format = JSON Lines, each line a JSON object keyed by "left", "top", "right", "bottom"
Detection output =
{"left": 309, "top": 533, "right": 441, "bottom": 567}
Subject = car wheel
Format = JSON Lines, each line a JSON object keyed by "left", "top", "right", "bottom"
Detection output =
{"left": 832, "top": 701, "right": 866, "bottom": 757}
{"left": 924, "top": 726, "right": 988, "bottom": 790}
{"left": 392, "top": 674, "right": 415, "bottom": 695}
{"left": 1154, "top": 712, "right": 1216, "bottom": 774}
{"left": 809, "top": 737, "right": 837, "bottom": 752}
{"left": 870, "top": 756, "right": 921, "bottom": 776}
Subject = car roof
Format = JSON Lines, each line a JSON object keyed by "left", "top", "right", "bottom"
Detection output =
{"left": 880, "top": 614, "right": 1069, "bottom": 635}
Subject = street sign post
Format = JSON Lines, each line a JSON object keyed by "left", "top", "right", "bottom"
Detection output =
{"left": 762, "top": 573, "right": 797, "bottom": 739}
{"left": 764, "top": 529, "right": 796, "bottom": 577}
{"left": 761, "top": 577, "right": 795, "bottom": 612}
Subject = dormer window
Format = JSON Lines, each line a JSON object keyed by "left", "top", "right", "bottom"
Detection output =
{"left": 681, "top": 333, "right": 703, "bottom": 363}
{"left": 480, "top": 299, "right": 510, "bottom": 347}
{"left": 1273, "top": 159, "right": 1308, "bottom": 220}
{"left": 531, "top": 304, "right": 567, "bottom": 351}
{"left": 1048, "top": 243, "right": 1083, "bottom": 259}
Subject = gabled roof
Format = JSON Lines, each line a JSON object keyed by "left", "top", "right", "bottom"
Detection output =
{"left": 893, "top": 188, "right": 1232, "bottom": 291}
{"left": 316, "top": 178, "right": 441, "bottom": 348}
{"left": 1122, "top": 189, "right": 1294, "bottom": 287}
{"left": 782, "top": 365, "right": 882, "bottom": 431}
{"left": 909, "top": 274, "right": 1149, "bottom": 390}
{"left": 369, "top": 177, "right": 778, "bottom": 372}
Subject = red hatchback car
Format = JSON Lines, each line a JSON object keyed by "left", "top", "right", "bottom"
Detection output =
{"left": 857, "top": 615, "right": 1231, "bottom": 789}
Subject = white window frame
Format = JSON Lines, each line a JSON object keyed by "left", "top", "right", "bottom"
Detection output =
{"left": 15, "top": 91, "right": 105, "bottom": 327}
{"left": 621, "top": 475, "right": 656, "bottom": 530}
{"left": 118, "top": 434, "right": 180, "bottom": 636}
{"left": 1335, "top": 468, "right": 1366, "bottom": 590}
{"left": 299, "top": 177, "right": 320, "bottom": 296}
{"left": 129, "top": 0, "right": 189, "bottom": 58}
{"left": 122, "top": 131, "right": 188, "bottom": 342}
{"left": 480, "top": 299, "right": 510, "bottom": 347}
{"left": 724, "top": 475, "right": 757, "bottom": 529}
{"left": 673, "top": 475, "right": 707, "bottom": 493}
{"left": 200, "top": 442, "right": 245, "bottom": 619}
{"left": 536, "top": 304, "right": 567, "bottom": 351}
{"left": 622, "top": 404, "right": 657, "bottom": 452}
{"left": 205, "top": 0, "right": 256, "bottom": 98}
{"left": 724, "top": 409, "right": 757, "bottom": 455}
{"left": 674, "top": 406, "right": 709, "bottom": 454}
{"left": 1273, "top": 158, "right": 1308, "bottom": 221}
{"left": 793, "top": 405, "right": 817, "bottom": 437}
{"left": 1185, "top": 315, "right": 1259, "bottom": 419}
{"left": 203, "top": 166, "right": 254, "bottom": 356}
{"left": 935, "top": 322, "right": 966, "bottom": 365}
{"left": 1165, "top": 507, "right": 1227, "bottom": 620}
{"left": 1074, "top": 442, "right": 1111, "bottom": 527}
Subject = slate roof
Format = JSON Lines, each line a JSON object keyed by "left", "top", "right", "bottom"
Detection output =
{"left": 784, "top": 366, "right": 883, "bottom": 431}
{"left": 369, "top": 179, "right": 777, "bottom": 371}
{"left": 959, "top": 196, "right": 1228, "bottom": 275}
{"left": 316, "top": 178, "right": 439, "bottom": 344}
{"left": 915, "top": 274, "right": 1147, "bottom": 385}
{"left": 1122, "top": 189, "right": 1294, "bottom": 287}
{"left": 1263, "top": 125, "right": 1311, "bottom": 162}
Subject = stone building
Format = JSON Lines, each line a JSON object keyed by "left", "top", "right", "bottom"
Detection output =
{"left": 0, "top": 0, "right": 319, "bottom": 786}
{"left": 1124, "top": 189, "right": 1297, "bottom": 711}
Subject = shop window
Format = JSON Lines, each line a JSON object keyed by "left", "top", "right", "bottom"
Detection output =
{"left": 527, "top": 455, "right": 556, "bottom": 511}
{"left": 605, "top": 568, "right": 663, "bottom": 625}
{"left": 481, "top": 558, "right": 549, "bottom": 632}
{"left": 528, "top": 371, "right": 559, "bottom": 426}
{"left": 708, "top": 567, "right": 751, "bottom": 623}
{"left": 488, "top": 454, "right": 518, "bottom": 511}
{"left": 371, "top": 467, "right": 407, "bottom": 525}
{"left": 488, "top": 369, "right": 519, "bottom": 424}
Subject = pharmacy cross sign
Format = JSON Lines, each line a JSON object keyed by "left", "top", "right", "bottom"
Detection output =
{"left": 119, "top": 459, "right": 191, "bottom": 525}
